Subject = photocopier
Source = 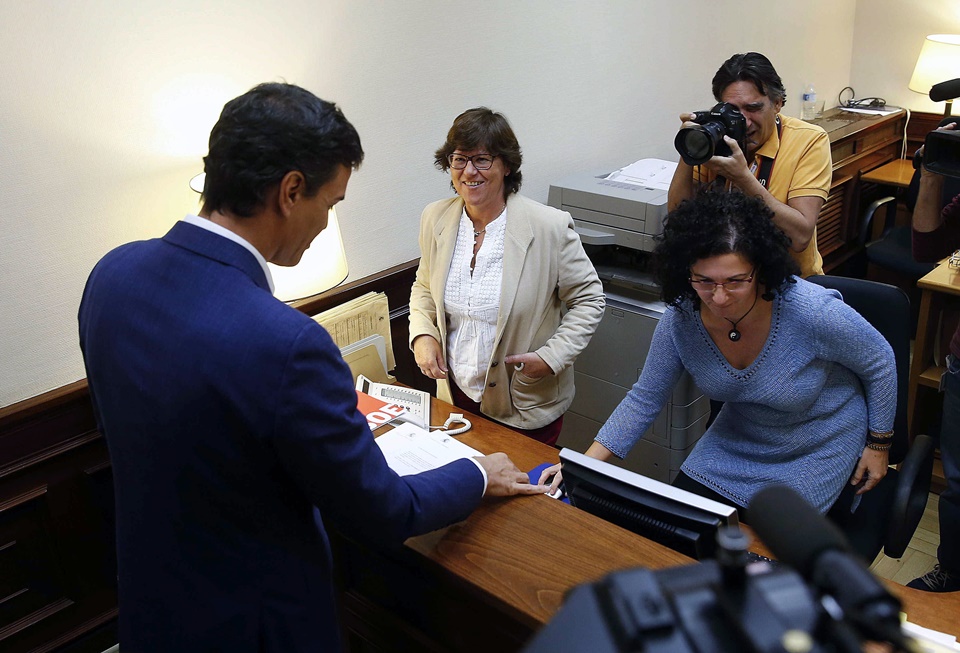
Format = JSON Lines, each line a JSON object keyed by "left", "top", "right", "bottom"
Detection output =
{"left": 547, "top": 164, "right": 710, "bottom": 483}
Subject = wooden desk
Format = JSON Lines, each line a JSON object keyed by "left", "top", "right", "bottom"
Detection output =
{"left": 333, "top": 397, "right": 960, "bottom": 652}
{"left": 807, "top": 108, "right": 907, "bottom": 271}
{"left": 909, "top": 262, "right": 960, "bottom": 440}
{"left": 861, "top": 158, "right": 915, "bottom": 189}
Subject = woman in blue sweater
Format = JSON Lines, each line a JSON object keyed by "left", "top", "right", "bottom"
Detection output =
{"left": 541, "top": 190, "right": 895, "bottom": 515}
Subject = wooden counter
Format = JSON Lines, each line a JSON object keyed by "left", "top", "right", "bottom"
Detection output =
{"left": 333, "top": 396, "right": 960, "bottom": 652}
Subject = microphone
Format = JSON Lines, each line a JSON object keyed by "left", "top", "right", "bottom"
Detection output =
{"left": 749, "top": 486, "right": 905, "bottom": 646}
{"left": 930, "top": 78, "right": 960, "bottom": 102}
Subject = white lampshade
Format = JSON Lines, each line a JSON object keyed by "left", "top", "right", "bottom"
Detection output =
{"left": 269, "top": 207, "right": 348, "bottom": 302}
{"left": 188, "top": 172, "right": 349, "bottom": 302}
{"left": 909, "top": 34, "right": 960, "bottom": 95}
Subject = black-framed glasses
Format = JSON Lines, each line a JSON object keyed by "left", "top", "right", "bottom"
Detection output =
{"left": 689, "top": 269, "right": 756, "bottom": 293}
{"left": 448, "top": 153, "right": 497, "bottom": 170}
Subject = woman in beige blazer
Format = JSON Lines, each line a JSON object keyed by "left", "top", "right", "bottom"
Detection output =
{"left": 409, "top": 108, "right": 604, "bottom": 445}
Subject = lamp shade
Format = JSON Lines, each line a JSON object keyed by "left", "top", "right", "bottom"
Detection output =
{"left": 909, "top": 34, "right": 960, "bottom": 95}
{"left": 188, "top": 172, "right": 349, "bottom": 302}
{"left": 269, "top": 207, "right": 349, "bottom": 302}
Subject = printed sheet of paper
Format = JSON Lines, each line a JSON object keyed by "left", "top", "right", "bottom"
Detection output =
{"left": 374, "top": 422, "right": 482, "bottom": 476}
{"left": 312, "top": 291, "right": 395, "bottom": 370}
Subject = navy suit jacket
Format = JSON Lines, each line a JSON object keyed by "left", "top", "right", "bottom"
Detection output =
{"left": 79, "top": 221, "right": 484, "bottom": 653}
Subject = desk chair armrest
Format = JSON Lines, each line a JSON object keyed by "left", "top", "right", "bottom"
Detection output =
{"left": 884, "top": 434, "right": 935, "bottom": 558}
{"left": 858, "top": 196, "right": 897, "bottom": 247}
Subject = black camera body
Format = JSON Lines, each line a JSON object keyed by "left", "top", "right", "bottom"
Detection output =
{"left": 674, "top": 102, "right": 748, "bottom": 166}
{"left": 524, "top": 558, "right": 825, "bottom": 653}
{"left": 919, "top": 127, "right": 960, "bottom": 178}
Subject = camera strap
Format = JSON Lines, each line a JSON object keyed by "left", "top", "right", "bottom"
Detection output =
{"left": 753, "top": 116, "right": 782, "bottom": 189}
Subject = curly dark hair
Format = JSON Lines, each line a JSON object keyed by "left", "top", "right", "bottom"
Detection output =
{"left": 712, "top": 52, "right": 786, "bottom": 107}
{"left": 653, "top": 189, "right": 799, "bottom": 310}
{"left": 201, "top": 82, "right": 364, "bottom": 217}
{"left": 434, "top": 107, "right": 522, "bottom": 198}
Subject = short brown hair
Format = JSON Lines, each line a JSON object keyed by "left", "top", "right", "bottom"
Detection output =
{"left": 434, "top": 107, "right": 522, "bottom": 197}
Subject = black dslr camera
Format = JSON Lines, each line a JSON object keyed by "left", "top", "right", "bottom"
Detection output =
{"left": 674, "top": 102, "right": 748, "bottom": 166}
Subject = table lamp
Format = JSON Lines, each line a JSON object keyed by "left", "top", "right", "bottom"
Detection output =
{"left": 189, "top": 172, "right": 349, "bottom": 302}
{"left": 909, "top": 34, "right": 960, "bottom": 116}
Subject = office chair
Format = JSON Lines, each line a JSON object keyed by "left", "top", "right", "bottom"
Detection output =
{"left": 857, "top": 121, "right": 960, "bottom": 285}
{"left": 808, "top": 275, "right": 935, "bottom": 562}
{"left": 857, "top": 193, "right": 935, "bottom": 281}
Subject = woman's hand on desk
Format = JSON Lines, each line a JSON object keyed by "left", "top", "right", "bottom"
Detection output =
{"left": 413, "top": 335, "right": 447, "bottom": 379}
{"left": 538, "top": 442, "right": 616, "bottom": 494}
{"left": 537, "top": 464, "right": 563, "bottom": 495}
{"left": 476, "top": 453, "right": 549, "bottom": 497}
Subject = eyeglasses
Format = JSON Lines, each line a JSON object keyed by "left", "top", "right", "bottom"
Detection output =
{"left": 689, "top": 269, "right": 756, "bottom": 293}
{"left": 448, "top": 153, "right": 497, "bottom": 170}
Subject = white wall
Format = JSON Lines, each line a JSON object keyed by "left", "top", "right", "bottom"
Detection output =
{"left": 0, "top": 0, "right": 857, "bottom": 407}
{"left": 851, "top": 0, "right": 960, "bottom": 113}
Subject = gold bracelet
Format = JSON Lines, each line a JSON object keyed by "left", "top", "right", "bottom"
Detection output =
{"left": 866, "top": 442, "right": 891, "bottom": 451}
{"left": 868, "top": 429, "right": 894, "bottom": 438}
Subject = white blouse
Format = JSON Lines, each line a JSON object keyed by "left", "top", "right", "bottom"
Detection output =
{"left": 443, "top": 206, "right": 506, "bottom": 402}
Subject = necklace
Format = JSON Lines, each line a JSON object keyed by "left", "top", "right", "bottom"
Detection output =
{"left": 471, "top": 204, "right": 506, "bottom": 244}
{"left": 724, "top": 290, "right": 760, "bottom": 342}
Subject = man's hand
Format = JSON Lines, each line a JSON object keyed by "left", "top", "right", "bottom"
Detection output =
{"left": 413, "top": 335, "right": 447, "bottom": 379}
{"left": 503, "top": 352, "right": 551, "bottom": 379}
{"left": 704, "top": 135, "right": 751, "bottom": 182}
{"left": 913, "top": 122, "right": 957, "bottom": 236}
{"left": 476, "top": 453, "right": 548, "bottom": 497}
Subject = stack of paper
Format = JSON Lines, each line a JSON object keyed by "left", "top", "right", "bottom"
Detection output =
{"left": 313, "top": 292, "right": 395, "bottom": 371}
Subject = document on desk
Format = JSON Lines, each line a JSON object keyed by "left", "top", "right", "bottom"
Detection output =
{"left": 604, "top": 158, "right": 678, "bottom": 190}
{"left": 375, "top": 422, "right": 482, "bottom": 476}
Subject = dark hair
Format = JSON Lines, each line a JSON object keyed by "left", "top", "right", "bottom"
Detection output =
{"left": 653, "top": 189, "right": 798, "bottom": 310}
{"left": 201, "top": 82, "right": 364, "bottom": 217}
{"left": 433, "top": 107, "right": 522, "bottom": 197}
{"left": 712, "top": 52, "right": 786, "bottom": 107}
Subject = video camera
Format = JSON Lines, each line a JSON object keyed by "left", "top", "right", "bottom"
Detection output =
{"left": 674, "top": 102, "right": 748, "bottom": 166}
{"left": 915, "top": 78, "right": 960, "bottom": 178}
{"left": 524, "top": 486, "right": 910, "bottom": 653}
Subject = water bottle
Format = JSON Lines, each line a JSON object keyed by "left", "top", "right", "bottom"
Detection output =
{"left": 801, "top": 83, "right": 817, "bottom": 120}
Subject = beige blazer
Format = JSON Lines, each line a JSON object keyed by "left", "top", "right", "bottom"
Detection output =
{"left": 409, "top": 193, "right": 604, "bottom": 430}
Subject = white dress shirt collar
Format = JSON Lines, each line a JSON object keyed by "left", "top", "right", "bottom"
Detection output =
{"left": 182, "top": 214, "right": 275, "bottom": 294}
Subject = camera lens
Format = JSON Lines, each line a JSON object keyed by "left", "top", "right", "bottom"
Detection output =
{"left": 679, "top": 129, "right": 713, "bottom": 163}
{"left": 675, "top": 123, "right": 723, "bottom": 166}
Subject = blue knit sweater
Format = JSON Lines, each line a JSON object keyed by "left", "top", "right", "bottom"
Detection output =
{"left": 595, "top": 278, "right": 896, "bottom": 513}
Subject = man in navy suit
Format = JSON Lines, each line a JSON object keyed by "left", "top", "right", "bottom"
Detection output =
{"left": 79, "top": 82, "right": 545, "bottom": 653}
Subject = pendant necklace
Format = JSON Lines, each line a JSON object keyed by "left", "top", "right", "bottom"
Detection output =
{"left": 472, "top": 204, "right": 505, "bottom": 247}
{"left": 724, "top": 290, "right": 760, "bottom": 342}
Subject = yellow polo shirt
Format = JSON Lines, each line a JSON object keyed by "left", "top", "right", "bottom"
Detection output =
{"left": 695, "top": 114, "right": 832, "bottom": 276}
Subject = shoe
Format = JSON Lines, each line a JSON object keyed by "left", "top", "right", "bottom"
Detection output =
{"left": 906, "top": 564, "right": 960, "bottom": 592}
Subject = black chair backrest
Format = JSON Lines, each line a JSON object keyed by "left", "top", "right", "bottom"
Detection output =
{"left": 805, "top": 276, "right": 910, "bottom": 463}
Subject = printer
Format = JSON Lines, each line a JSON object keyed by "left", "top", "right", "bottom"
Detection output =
{"left": 548, "top": 164, "right": 709, "bottom": 483}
